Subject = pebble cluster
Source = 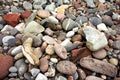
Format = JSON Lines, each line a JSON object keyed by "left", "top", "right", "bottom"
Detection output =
{"left": 0, "top": 0, "right": 120, "bottom": 80}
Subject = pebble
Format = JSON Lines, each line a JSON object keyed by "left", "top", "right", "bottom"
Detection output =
{"left": 89, "top": 17, "right": 102, "bottom": 26}
{"left": 50, "top": 58, "right": 58, "bottom": 63}
{"left": 85, "top": 76, "right": 104, "bottom": 80}
{"left": 37, "top": 10, "right": 50, "bottom": 18}
{"left": 9, "top": 66, "right": 17, "bottom": 73}
{"left": 97, "top": 23, "right": 108, "bottom": 32}
{"left": 80, "top": 57, "right": 117, "bottom": 77}
{"left": 54, "top": 43, "right": 68, "bottom": 59}
{"left": 30, "top": 68, "right": 40, "bottom": 77}
{"left": 83, "top": 26, "right": 108, "bottom": 51}
{"left": 15, "top": 59, "right": 28, "bottom": 76}
{"left": 57, "top": 61, "right": 77, "bottom": 75}
{"left": 45, "top": 45, "right": 54, "bottom": 55}
{"left": 92, "top": 49, "right": 107, "bottom": 59}
{"left": 62, "top": 18, "right": 78, "bottom": 31}
{"left": 8, "top": 73, "right": 17, "bottom": 77}
{"left": 55, "top": 75, "right": 67, "bottom": 80}
{"left": 23, "top": 1, "right": 32, "bottom": 10}
{"left": 45, "top": 65, "right": 56, "bottom": 77}
{"left": 71, "top": 34, "right": 82, "bottom": 42}
{"left": 0, "top": 55, "right": 13, "bottom": 79}
{"left": 11, "top": 45, "right": 22, "bottom": 56}
{"left": 2, "top": 35, "right": 15, "bottom": 46}
{"left": 66, "top": 31, "right": 75, "bottom": 38}
{"left": 85, "top": 0, "right": 95, "bottom": 8}
{"left": 3, "top": 13, "right": 20, "bottom": 27}
{"left": 77, "top": 69, "right": 86, "bottom": 80}
{"left": 112, "top": 40, "right": 120, "bottom": 49}
{"left": 24, "top": 21, "right": 45, "bottom": 34}
{"left": 56, "top": 13, "right": 66, "bottom": 21}
{"left": 39, "top": 57, "right": 49, "bottom": 72}
{"left": 21, "top": 10, "right": 32, "bottom": 19}
{"left": 76, "top": 16, "right": 88, "bottom": 24}
{"left": 35, "top": 73, "right": 48, "bottom": 80}
{"left": 45, "top": 3, "right": 55, "bottom": 12}
{"left": 44, "top": 28, "right": 54, "bottom": 36}
{"left": 48, "top": 16, "right": 59, "bottom": 24}
{"left": 109, "top": 58, "right": 118, "bottom": 66}
{"left": 102, "top": 15, "right": 113, "bottom": 26}
{"left": 15, "top": 23, "right": 25, "bottom": 32}
{"left": 42, "top": 35, "right": 57, "bottom": 45}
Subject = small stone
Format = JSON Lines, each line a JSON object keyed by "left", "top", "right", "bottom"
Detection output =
{"left": 71, "top": 34, "right": 82, "bottom": 42}
{"left": 80, "top": 57, "right": 117, "bottom": 77}
{"left": 15, "top": 23, "right": 25, "bottom": 32}
{"left": 62, "top": 18, "right": 78, "bottom": 31}
{"left": 24, "top": 21, "right": 45, "bottom": 34}
{"left": 45, "top": 65, "right": 56, "bottom": 77}
{"left": 8, "top": 73, "right": 17, "bottom": 77}
{"left": 55, "top": 5, "right": 69, "bottom": 14}
{"left": 35, "top": 73, "right": 48, "bottom": 80}
{"left": 85, "top": 76, "right": 104, "bottom": 80}
{"left": 23, "top": 1, "right": 32, "bottom": 10}
{"left": 11, "top": 6, "right": 19, "bottom": 13}
{"left": 45, "top": 45, "right": 54, "bottom": 55}
{"left": 92, "top": 49, "right": 107, "bottom": 59}
{"left": 66, "top": 31, "right": 75, "bottom": 38}
{"left": 83, "top": 26, "right": 108, "bottom": 51}
{"left": 97, "top": 23, "right": 108, "bottom": 32}
{"left": 44, "top": 28, "right": 54, "bottom": 36}
{"left": 37, "top": 10, "right": 50, "bottom": 18}
{"left": 57, "top": 60, "right": 77, "bottom": 75}
{"left": 15, "top": 59, "right": 28, "bottom": 76}
{"left": 45, "top": 3, "right": 55, "bottom": 12}
{"left": 42, "top": 35, "right": 57, "bottom": 45}
{"left": 34, "top": 47, "right": 43, "bottom": 59}
{"left": 77, "top": 69, "right": 86, "bottom": 80}
{"left": 50, "top": 58, "right": 58, "bottom": 63}
{"left": 112, "top": 40, "right": 120, "bottom": 49}
{"left": 39, "top": 57, "right": 49, "bottom": 72}
{"left": 85, "top": 0, "right": 95, "bottom": 8}
{"left": 54, "top": 43, "right": 68, "bottom": 59}
{"left": 109, "top": 58, "right": 118, "bottom": 66}
{"left": 102, "top": 15, "right": 113, "bottom": 26}
{"left": 89, "top": 17, "right": 102, "bottom": 26}
{"left": 11, "top": 45, "right": 22, "bottom": 56}
{"left": 21, "top": 10, "right": 32, "bottom": 19}
{"left": 56, "top": 13, "right": 66, "bottom": 21}
{"left": 48, "top": 16, "right": 59, "bottom": 24}
{"left": 3, "top": 13, "right": 20, "bottom": 27}
{"left": 76, "top": 16, "right": 88, "bottom": 24}
{"left": 0, "top": 55, "right": 13, "bottom": 79}
{"left": 2, "top": 35, "right": 15, "bottom": 46}
{"left": 9, "top": 66, "right": 17, "bottom": 73}
{"left": 30, "top": 68, "right": 40, "bottom": 77}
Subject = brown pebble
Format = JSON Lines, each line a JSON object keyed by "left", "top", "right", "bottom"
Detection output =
{"left": 77, "top": 68, "right": 86, "bottom": 80}
{"left": 37, "top": 10, "right": 50, "bottom": 18}
{"left": 71, "top": 34, "right": 82, "bottom": 42}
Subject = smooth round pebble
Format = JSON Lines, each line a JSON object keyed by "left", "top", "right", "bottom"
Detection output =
{"left": 50, "top": 58, "right": 58, "bottom": 63}
{"left": 57, "top": 61, "right": 77, "bottom": 75}
{"left": 9, "top": 66, "right": 17, "bottom": 73}
{"left": 66, "top": 31, "right": 75, "bottom": 38}
{"left": 109, "top": 58, "right": 118, "bottom": 66}
{"left": 45, "top": 45, "right": 54, "bottom": 55}
{"left": 35, "top": 73, "right": 48, "bottom": 80}
{"left": 11, "top": 45, "right": 22, "bottom": 56}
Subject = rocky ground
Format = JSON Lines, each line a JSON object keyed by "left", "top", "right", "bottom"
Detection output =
{"left": 0, "top": 0, "right": 120, "bottom": 80}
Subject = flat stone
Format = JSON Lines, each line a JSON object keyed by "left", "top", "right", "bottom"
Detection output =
{"left": 48, "top": 16, "right": 59, "bottom": 24}
{"left": 92, "top": 49, "right": 107, "bottom": 59}
{"left": 77, "top": 69, "right": 86, "bottom": 80}
{"left": 85, "top": 76, "right": 104, "bottom": 80}
{"left": 8, "top": 73, "right": 17, "bottom": 77}
{"left": 35, "top": 73, "right": 48, "bottom": 80}
{"left": 80, "top": 57, "right": 117, "bottom": 77}
{"left": 102, "top": 15, "right": 113, "bottom": 26}
{"left": 62, "top": 18, "right": 78, "bottom": 31}
{"left": 11, "top": 45, "right": 22, "bottom": 56}
{"left": 112, "top": 40, "right": 120, "bottom": 49}
{"left": 15, "top": 23, "right": 25, "bottom": 33}
{"left": 83, "top": 26, "right": 108, "bottom": 51}
{"left": 54, "top": 43, "right": 67, "bottom": 59}
{"left": 57, "top": 61, "right": 77, "bottom": 75}
{"left": 24, "top": 21, "right": 45, "bottom": 34}
{"left": 66, "top": 31, "right": 75, "bottom": 38}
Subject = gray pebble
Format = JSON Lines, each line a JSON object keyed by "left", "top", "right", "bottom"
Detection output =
{"left": 8, "top": 73, "right": 17, "bottom": 77}
{"left": 9, "top": 66, "right": 18, "bottom": 73}
{"left": 23, "top": 1, "right": 32, "bottom": 10}
{"left": 30, "top": 68, "right": 40, "bottom": 77}
{"left": 24, "top": 72, "right": 32, "bottom": 80}
{"left": 89, "top": 17, "right": 102, "bottom": 26}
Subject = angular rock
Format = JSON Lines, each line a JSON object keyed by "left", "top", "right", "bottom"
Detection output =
{"left": 83, "top": 26, "right": 108, "bottom": 51}
{"left": 9, "top": 66, "right": 17, "bottom": 73}
{"left": 57, "top": 61, "right": 77, "bottom": 75}
{"left": 89, "top": 17, "right": 102, "bottom": 26}
{"left": 80, "top": 57, "right": 117, "bottom": 77}
{"left": 15, "top": 23, "right": 25, "bottom": 32}
{"left": 0, "top": 55, "right": 13, "bottom": 79}
{"left": 24, "top": 21, "right": 45, "bottom": 34}
{"left": 11, "top": 45, "right": 22, "bottom": 56}
{"left": 3, "top": 13, "right": 20, "bottom": 27}
{"left": 85, "top": 0, "right": 95, "bottom": 8}
{"left": 85, "top": 76, "right": 104, "bottom": 80}
{"left": 54, "top": 43, "right": 67, "bottom": 59}
{"left": 39, "top": 57, "right": 49, "bottom": 72}
{"left": 30, "top": 68, "right": 40, "bottom": 77}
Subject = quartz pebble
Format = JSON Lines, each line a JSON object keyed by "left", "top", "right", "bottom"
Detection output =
{"left": 30, "top": 68, "right": 40, "bottom": 77}
{"left": 35, "top": 73, "right": 48, "bottom": 80}
{"left": 45, "top": 45, "right": 54, "bottom": 55}
{"left": 66, "top": 31, "right": 75, "bottom": 38}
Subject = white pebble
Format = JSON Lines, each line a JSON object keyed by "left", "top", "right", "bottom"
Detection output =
{"left": 72, "top": 27, "right": 79, "bottom": 32}
{"left": 35, "top": 73, "right": 48, "bottom": 80}
{"left": 97, "top": 23, "right": 108, "bottom": 32}
{"left": 66, "top": 31, "right": 75, "bottom": 38}
{"left": 50, "top": 58, "right": 58, "bottom": 63}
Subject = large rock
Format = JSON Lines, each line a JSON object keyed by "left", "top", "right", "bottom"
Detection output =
{"left": 57, "top": 61, "right": 77, "bottom": 75}
{"left": 0, "top": 55, "right": 13, "bottom": 79}
{"left": 24, "top": 21, "right": 44, "bottom": 34}
{"left": 83, "top": 26, "right": 108, "bottom": 51}
{"left": 80, "top": 57, "right": 117, "bottom": 77}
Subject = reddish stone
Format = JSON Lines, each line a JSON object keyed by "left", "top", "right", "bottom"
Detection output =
{"left": 74, "top": 0, "right": 82, "bottom": 9}
{"left": 71, "top": 47, "right": 91, "bottom": 62}
{"left": 3, "top": 14, "right": 20, "bottom": 27}
{"left": 21, "top": 10, "right": 32, "bottom": 19}
{"left": 0, "top": 55, "right": 13, "bottom": 79}
{"left": 98, "top": 3, "right": 106, "bottom": 11}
